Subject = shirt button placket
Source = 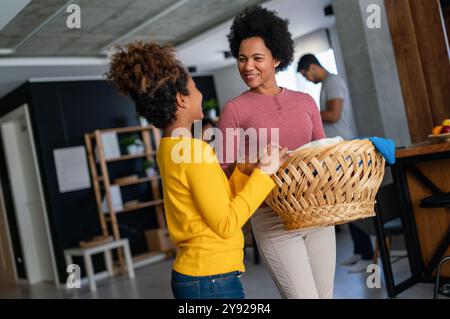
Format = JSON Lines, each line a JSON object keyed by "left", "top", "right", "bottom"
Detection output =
{"left": 275, "top": 97, "right": 282, "bottom": 116}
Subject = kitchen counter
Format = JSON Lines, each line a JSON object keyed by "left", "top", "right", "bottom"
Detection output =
{"left": 396, "top": 140, "right": 450, "bottom": 158}
{"left": 387, "top": 140, "right": 450, "bottom": 297}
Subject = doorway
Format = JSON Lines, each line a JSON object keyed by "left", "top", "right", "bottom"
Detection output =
{"left": 0, "top": 104, "right": 57, "bottom": 284}
{"left": 0, "top": 180, "right": 16, "bottom": 283}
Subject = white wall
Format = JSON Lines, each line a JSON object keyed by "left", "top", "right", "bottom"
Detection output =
{"left": 212, "top": 64, "right": 247, "bottom": 111}
{"left": 328, "top": 26, "right": 349, "bottom": 83}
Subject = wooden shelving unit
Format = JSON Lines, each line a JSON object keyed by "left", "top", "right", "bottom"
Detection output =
{"left": 105, "top": 152, "right": 156, "bottom": 163}
{"left": 112, "top": 176, "right": 161, "bottom": 187}
{"left": 84, "top": 125, "right": 167, "bottom": 271}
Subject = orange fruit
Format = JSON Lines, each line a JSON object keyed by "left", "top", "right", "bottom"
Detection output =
{"left": 432, "top": 125, "right": 443, "bottom": 135}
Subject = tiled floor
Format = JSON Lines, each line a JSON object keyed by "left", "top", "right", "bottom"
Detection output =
{"left": 0, "top": 226, "right": 447, "bottom": 299}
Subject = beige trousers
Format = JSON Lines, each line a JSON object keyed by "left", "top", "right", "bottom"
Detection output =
{"left": 251, "top": 206, "right": 336, "bottom": 299}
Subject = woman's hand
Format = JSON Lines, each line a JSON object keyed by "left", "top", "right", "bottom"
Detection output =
{"left": 224, "top": 154, "right": 259, "bottom": 177}
{"left": 236, "top": 154, "right": 259, "bottom": 176}
{"left": 258, "top": 144, "right": 291, "bottom": 175}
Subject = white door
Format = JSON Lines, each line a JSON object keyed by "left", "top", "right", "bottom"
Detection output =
{"left": 0, "top": 107, "right": 55, "bottom": 284}
{"left": 0, "top": 186, "right": 16, "bottom": 283}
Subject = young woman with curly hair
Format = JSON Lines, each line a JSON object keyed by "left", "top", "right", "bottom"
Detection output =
{"left": 218, "top": 6, "right": 336, "bottom": 299}
{"left": 106, "top": 41, "right": 289, "bottom": 299}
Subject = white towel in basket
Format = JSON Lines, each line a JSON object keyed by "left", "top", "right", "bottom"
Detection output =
{"left": 287, "top": 136, "right": 344, "bottom": 153}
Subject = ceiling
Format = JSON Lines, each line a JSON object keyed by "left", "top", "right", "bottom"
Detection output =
{"left": 0, "top": 0, "right": 30, "bottom": 32}
{"left": 177, "top": 0, "right": 334, "bottom": 72}
{"left": 0, "top": 0, "right": 334, "bottom": 98}
{"left": 0, "top": 0, "right": 264, "bottom": 56}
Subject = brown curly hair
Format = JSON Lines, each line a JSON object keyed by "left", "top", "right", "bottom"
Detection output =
{"left": 106, "top": 41, "right": 189, "bottom": 128}
{"left": 228, "top": 6, "right": 294, "bottom": 72}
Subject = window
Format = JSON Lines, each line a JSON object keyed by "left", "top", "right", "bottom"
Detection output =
{"left": 276, "top": 49, "right": 338, "bottom": 108}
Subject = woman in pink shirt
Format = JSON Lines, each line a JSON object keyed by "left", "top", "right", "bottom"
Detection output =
{"left": 218, "top": 6, "right": 336, "bottom": 299}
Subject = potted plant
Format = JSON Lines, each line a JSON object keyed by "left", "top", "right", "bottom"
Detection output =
{"left": 120, "top": 135, "right": 145, "bottom": 155}
{"left": 136, "top": 114, "right": 149, "bottom": 127}
{"left": 143, "top": 159, "right": 157, "bottom": 177}
{"left": 202, "top": 99, "right": 219, "bottom": 120}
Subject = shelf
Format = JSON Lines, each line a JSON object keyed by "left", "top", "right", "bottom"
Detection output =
{"left": 85, "top": 125, "right": 166, "bottom": 273}
{"left": 97, "top": 125, "right": 159, "bottom": 135}
{"left": 111, "top": 175, "right": 161, "bottom": 187}
{"left": 105, "top": 152, "right": 156, "bottom": 163}
{"left": 104, "top": 199, "right": 164, "bottom": 216}
{"left": 111, "top": 252, "right": 167, "bottom": 271}
{"left": 120, "top": 199, "right": 163, "bottom": 213}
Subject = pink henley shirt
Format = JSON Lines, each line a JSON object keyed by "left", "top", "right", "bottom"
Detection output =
{"left": 217, "top": 87, "right": 326, "bottom": 168}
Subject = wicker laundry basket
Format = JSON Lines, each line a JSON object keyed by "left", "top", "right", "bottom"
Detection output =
{"left": 265, "top": 139, "right": 386, "bottom": 230}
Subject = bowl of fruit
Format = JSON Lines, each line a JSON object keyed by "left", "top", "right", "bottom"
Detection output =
{"left": 429, "top": 118, "right": 450, "bottom": 142}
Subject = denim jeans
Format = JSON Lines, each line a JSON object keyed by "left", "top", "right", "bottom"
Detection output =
{"left": 171, "top": 270, "right": 245, "bottom": 299}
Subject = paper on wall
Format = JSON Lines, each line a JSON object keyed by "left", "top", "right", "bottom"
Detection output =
{"left": 53, "top": 146, "right": 91, "bottom": 193}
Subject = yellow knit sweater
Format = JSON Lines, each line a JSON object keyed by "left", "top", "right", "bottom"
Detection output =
{"left": 157, "top": 136, "right": 275, "bottom": 276}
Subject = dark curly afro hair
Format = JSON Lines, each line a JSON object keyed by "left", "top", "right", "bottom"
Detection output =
{"left": 227, "top": 6, "right": 294, "bottom": 72}
{"left": 106, "top": 41, "right": 189, "bottom": 129}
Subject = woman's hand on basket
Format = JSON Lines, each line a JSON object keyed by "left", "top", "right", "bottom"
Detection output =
{"left": 258, "top": 144, "right": 291, "bottom": 175}
{"left": 236, "top": 154, "right": 259, "bottom": 176}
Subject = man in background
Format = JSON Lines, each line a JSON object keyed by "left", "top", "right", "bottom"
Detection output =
{"left": 297, "top": 53, "right": 357, "bottom": 140}
{"left": 298, "top": 54, "right": 374, "bottom": 273}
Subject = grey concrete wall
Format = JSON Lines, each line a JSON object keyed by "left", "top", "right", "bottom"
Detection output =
{"left": 332, "top": 0, "right": 411, "bottom": 147}
{"left": 360, "top": 0, "right": 411, "bottom": 146}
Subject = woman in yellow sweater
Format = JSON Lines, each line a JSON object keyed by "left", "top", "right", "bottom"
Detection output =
{"left": 107, "top": 41, "right": 289, "bottom": 299}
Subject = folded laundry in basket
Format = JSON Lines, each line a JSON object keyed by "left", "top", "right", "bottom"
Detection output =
{"left": 288, "top": 136, "right": 344, "bottom": 153}
{"left": 283, "top": 136, "right": 394, "bottom": 177}
{"left": 356, "top": 136, "right": 396, "bottom": 164}
{"left": 267, "top": 138, "right": 387, "bottom": 230}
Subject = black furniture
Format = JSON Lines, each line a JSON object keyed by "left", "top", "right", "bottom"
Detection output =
{"left": 434, "top": 256, "right": 450, "bottom": 299}
{"left": 354, "top": 183, "right": 404, "bottom": 263}
{"left": 243, "top": 223, "right": 260, "bottom": 264}
{"left": 373, "top": 217, "right": 403, "bottom": 263}
{"left": 387, "top": 144, "right": 450, "bottom": 298}
{"left": 371, "top": 184, "right": 406, "bottom": 296}
{"left": 420, "top": 192, "right": 450, "bottom": 299}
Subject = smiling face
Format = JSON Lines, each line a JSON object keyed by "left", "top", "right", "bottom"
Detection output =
{"left": 237, "top": 37, "right": 280, "bottom": 91}
{"left": 176, "top": 75, "right": 204, "bottom": 125}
